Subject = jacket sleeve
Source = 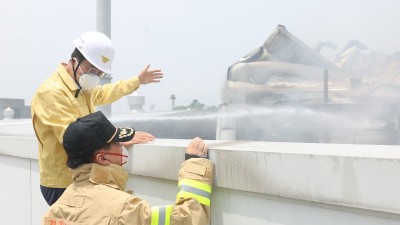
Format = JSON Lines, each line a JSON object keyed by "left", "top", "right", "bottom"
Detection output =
{"left": 119, "top": 158, "right": 214, "bottom": 225}
{"left": 90, "top": 76, "right": 141, "bottom": 106}
{"left": 172, "top": 158, "right": 214, "bottom": 225}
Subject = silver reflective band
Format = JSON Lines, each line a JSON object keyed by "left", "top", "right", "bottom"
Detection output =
{"left": 179, "top": 185, "right": 211, "bottom": 200}
{"left": 151, "top": 205, "right": 172, "bottom": 225}
{"left": 177, "top": 179, "right": 212, "bottom": 206}
{"left": 159, "top": 206, "right": 166, "bottom": 225}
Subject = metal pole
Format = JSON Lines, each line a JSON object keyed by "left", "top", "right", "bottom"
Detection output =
{"left": 96, "top": 0, "right": 112, "bottom": 117}
{"left": 322, "top": 69, "right": 330, "bottom": 143}
{"left": 96, "top": 0, "right": 111, "bottom": 38}
{"left": 324, "top": 69, "right": 329, "bottom": 104}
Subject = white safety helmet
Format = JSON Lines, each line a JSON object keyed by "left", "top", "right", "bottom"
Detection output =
{"left": 73, "top": 31, "right": 114, "bottom": 74}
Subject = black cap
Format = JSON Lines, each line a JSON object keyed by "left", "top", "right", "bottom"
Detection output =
{"left": 63, "top": 111, "right": 135, "bottom": 165}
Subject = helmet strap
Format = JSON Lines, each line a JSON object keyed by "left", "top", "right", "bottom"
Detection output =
{"left": 72, "top": 58, "right": 83, "bottom": 98}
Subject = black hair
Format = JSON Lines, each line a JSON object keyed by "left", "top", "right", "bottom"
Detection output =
{"left": 66, "top": 149, "right": 94, "bottom": 169}
{"left": 71, "top": 48, "right": 86, "bottom": 62}
{"left": 65, "top": 144, "right": 96, "bottom": 169}
{"left": 101, "top": 143, "right": 112, "bottom": 150}
{"left": 65, "top": 142, "right": 113, "bottom": 169}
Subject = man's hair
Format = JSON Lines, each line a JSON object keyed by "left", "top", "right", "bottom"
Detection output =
{"left": 66, "top": 145, "right": 95, "bottom": 169}
{"left": 66, "top": 142, "right": 113, "bottom": 169}
{"left": 71, "top": 48, "right": 86, "bottom": 62}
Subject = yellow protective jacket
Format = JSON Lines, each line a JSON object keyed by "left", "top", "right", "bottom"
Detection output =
{"left": 31, "top": 63, "right": 141, "bottom": 188}
{"left": 43, "top": 158, "right": 214, "bottom": 225}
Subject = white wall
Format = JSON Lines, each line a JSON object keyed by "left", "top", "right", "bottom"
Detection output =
{"left": 0, "top": 120, "right": 399, "bottom": 224}
{"left": 0, "top": 155, "right": 48, "bottom": 224}
{"left": 129, "top": 175, "right": 400, "bottom": 225}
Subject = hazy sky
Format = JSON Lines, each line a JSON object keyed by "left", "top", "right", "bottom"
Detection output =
{"left": 1, "top": 0, "right": 400, "bottom": 113}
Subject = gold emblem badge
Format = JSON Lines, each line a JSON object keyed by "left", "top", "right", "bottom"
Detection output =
{"left": 119, "top": 128, "right": 134, "bottom": 138}
{"left": 101, "top": 55, "right": 110, "bottom": 63}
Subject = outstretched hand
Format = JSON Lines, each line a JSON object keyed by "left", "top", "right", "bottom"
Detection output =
{"left": 122, "top": 131, "right": 156, "bottom": 148}
{"left": 138, "top": 64, "right": 163, "bottom": 84}
{"left": 186, "top": 137, "right": 208, "bottom": 157}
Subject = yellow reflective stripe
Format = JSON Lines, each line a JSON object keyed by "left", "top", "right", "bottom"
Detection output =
{"left": 151, "top": 205, "right": 173, "bottom": 225}
{"left": 176, "top": 190, "right": 211, "bottom": 206}
{"left": 178, "top": 179, "right": 212, "bottom": 193}
{"left": 151, "top": 206, "right": 159, "bottom": 225}
{"left": 165, "top": 205, "right": 172, "bottom": 225}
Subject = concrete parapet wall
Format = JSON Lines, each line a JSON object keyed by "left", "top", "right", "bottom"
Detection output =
{"left": 127, "top": 139, "right": 400, "bottom": 215}
{"left": 0, "top": 120, "right": 399, "bottom": 224}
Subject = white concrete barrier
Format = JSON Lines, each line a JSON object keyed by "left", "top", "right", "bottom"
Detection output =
{"left": 0, "top": 120, "right": 399, "bottom": 224}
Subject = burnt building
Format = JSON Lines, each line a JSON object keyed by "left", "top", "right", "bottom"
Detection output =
{"left": 218, "top": 25, "right": 400, "bottom": 145}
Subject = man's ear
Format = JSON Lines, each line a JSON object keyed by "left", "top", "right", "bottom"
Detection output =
{"left": 94, "top": 153, "right": 111, "bottom": 165}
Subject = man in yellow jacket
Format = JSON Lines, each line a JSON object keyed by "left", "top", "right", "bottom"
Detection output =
{"left": 42, "top": 111, "right": 214, "bottom": 225}
{"left": 31, "top": 31, "right": 163, "bottom": 205}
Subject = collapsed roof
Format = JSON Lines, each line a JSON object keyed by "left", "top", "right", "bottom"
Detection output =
{"left": 219, "top": 25, "right": 400, "bottom": 144}
{"left": 222, "top": 25, "right": 400, "bottom": 105}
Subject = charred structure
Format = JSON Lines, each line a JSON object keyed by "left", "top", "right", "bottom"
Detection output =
{"left": 218, "top": 25, "right": 400, "bottom": 145}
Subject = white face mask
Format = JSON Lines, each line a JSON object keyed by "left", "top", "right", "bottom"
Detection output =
{"left": 78, "top": 73, "right": 99, "bottom": 90}
{"left": 73, "top": 59, "right": 100, "bottom": 91}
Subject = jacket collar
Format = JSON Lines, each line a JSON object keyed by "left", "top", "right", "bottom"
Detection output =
{"left": 71, "top": 163, "right": 128, "bottom": 191}
{"left": 58, "top": 63, "right": 79, "bottom": 91}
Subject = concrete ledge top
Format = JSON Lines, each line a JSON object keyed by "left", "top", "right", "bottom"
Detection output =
{"left": 147, "top": 138, "right": 400, "bottom": 159}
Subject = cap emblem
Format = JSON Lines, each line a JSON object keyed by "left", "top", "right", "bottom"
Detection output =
{"left": 119, "top": 128, "right": 134, "bottom": 139}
